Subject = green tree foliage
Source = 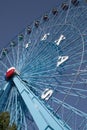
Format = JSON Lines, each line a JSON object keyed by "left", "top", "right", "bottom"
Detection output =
{"left": 0, "top": 112, "right": 17, "bottom": 130}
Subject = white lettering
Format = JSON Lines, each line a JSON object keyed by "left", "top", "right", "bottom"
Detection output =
{"left": 57, "top": 56, "right": 69, "bottom": 67}
{"left": 41, "top": 33, "right": 50, "bottom": 41}
{"left": 55, "top": 34, "right": 66, "bottom": 46}
{"left": 41, "top": 88, "right": 53, "bottom": 100}
{"left": 25, "top": 43, "right": 29, "bottom": 48}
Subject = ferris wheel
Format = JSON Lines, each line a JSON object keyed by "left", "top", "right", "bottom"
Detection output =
{"left": 0, "top": 0, "right": 87, "bottom": 129}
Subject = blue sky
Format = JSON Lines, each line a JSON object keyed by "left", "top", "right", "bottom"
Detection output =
{"left": 0, "top": 0, "right": 62, "bottom": 48}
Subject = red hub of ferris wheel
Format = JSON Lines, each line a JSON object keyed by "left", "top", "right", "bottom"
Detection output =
{"left": 5, "top": 67, "right": 19, "bottom": 80}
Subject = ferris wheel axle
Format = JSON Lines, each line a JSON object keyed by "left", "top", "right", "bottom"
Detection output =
{"left": 5, "top": 67, "right": 19, "bottom": 80}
